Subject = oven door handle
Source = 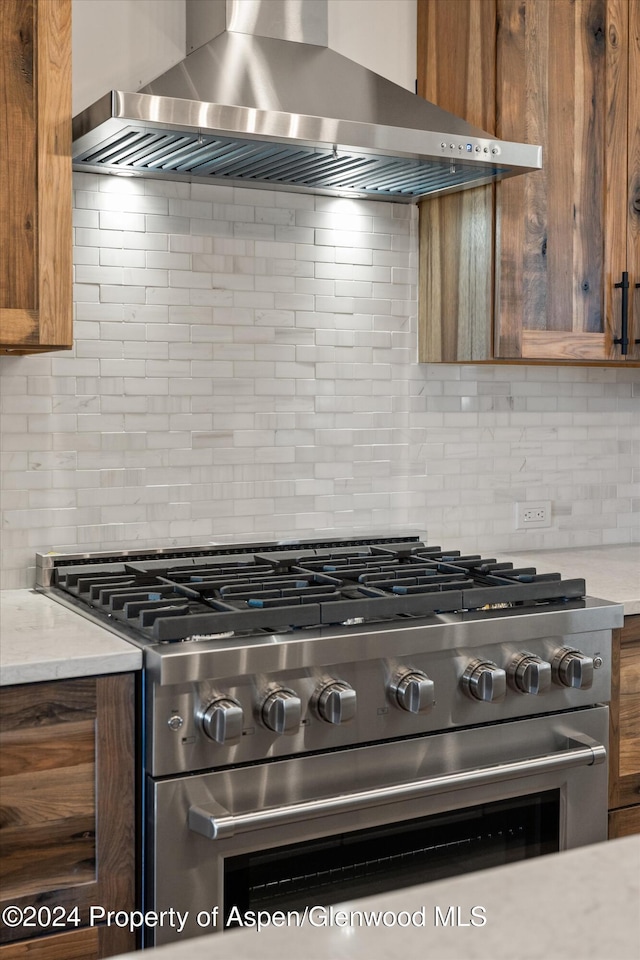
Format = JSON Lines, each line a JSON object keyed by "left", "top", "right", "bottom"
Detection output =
{"left": 187, "top": 736, "right": 606, "bottom": 840}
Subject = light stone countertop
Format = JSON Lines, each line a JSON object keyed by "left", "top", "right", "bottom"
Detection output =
{"left": 110, "top": 835, "right": 640, "bottom": 960}
{"left": 500, "top": 543, "right": 640, "bottom": 616}
{"left": 0, "top": 589, "right": 142, "bottom": 686}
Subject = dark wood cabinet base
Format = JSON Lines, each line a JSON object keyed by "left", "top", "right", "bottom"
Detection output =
{"left": 0, "top": 675, "right": 137, "bottom": 958}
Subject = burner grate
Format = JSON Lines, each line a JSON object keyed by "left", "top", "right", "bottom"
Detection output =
{"left": 50, "top": 540, "right": 586, "bottom": 643}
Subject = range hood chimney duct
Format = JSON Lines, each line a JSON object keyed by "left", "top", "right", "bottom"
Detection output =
{"left": 72, "top": 0, "right": 541, "bottom": 202}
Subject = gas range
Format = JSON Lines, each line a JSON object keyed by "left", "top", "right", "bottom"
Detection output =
{"left": 37, "top": 534, "right": 622, "bottom": 776}
{"left": 37, "top": 535, "right": 624, "bottom": 946}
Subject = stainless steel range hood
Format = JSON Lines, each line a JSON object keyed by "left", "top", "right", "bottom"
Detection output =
{"left": 72, "top": 0, "right": 541, "bottom": 202}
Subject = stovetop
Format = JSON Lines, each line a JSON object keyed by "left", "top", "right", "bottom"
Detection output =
{"left": 37, "top": 537, "right": 624, "bottom": 778}
{"left": 38, "top": 535, "right": 588, "bottom": 645}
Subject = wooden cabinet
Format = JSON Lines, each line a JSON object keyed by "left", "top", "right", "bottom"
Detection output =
{"left": 417, "top": 0, "right": 640, "bottom": 364}
{"left": 0, "top": 0, "right": 73, "bottom": 354}
{"left": 609, "top": 615, "right": 640, "bottom": 839}
{"left": 0, "top": 675, "right": 136, "bottom": 959}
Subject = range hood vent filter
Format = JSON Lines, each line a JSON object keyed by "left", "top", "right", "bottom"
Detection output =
{"left": 75, "top": 125, "right": 510, "bottom": 198}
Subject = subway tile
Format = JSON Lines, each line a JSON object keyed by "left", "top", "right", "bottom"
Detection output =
{"left": 147, "top": 287, "right": 191, "bottom": 305}
{"left": 75, "top": 227, "right": 122, "bottom": 248}
{"left": 73, "top": 208, "right": 100, "bottom": 228}
{"left": 75, "top": 339, "right": 122, "bottom": 360}
{"left": 296, "top": 243, "right": 335, "bottom": 262}
{"left": 101, "top": 248, "right": 146, "bottom": 268}
{"left": 232, "top": 221, "right": 275, "bottom": 240}
{"left": 74, "top": 283, "right": 100, "bottom": 302}
{"left": 169, "top": 198, "right": 213, "bottom": 219}
{"left": 146, "top": 214, "right": 190, "bottom": 234}
{"left": 147, "top": 251, "right": 192, "bottom": 270}
{"left": 100, "top": 285, "right": 146, "bottom": 304}
{"left": 122, "top": 231, "right": 168, "bottom": 251}
{"left": 123, "top": 304, "right": 169, "bottom": 323}
{"left": 0, "top": 178, "right": 637, "bottom": 589}
{"left": 100, "top": 210, "right": 145, "bottom": 232}
{"left": 147, "top": 179, "right": 191, "bottom": 199}
{"left": 74, "top": 247, "right": 100, "bottom": 266}
{"left": 274, "top": 226, "right": 313, "bottom": 244}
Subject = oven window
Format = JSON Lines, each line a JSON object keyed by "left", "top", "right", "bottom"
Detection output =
{"left": 224, "top": 790, "right": 559, "bottom": 921}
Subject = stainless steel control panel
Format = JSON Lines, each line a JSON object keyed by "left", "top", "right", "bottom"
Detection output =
{"left": 148, "top": 627, "right": 611, "bottom": 777}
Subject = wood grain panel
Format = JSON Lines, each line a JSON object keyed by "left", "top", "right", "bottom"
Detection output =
{"left": 0, "top": 680, "right": 97, "bottom": 732}
{"left": 418, "top": 0, "right": 635, "bottom": 365}
{"left": 618, "top": 634, "right": 640, "bottom": 779}
{"left": 0, "top": 312, "right": 40, "bottom": 349}
{"left": 0, "top": 723, "right": 95, "bottom": 779}
{"left": 0, "top": 0, "right": 37, "bottom": 312}
{"left": 0, "top": 817, "right": 96, "bottom": 900}
{"left": 492, "top": 0, "right": 525, "bottom": 357}
{"left": 417, "top": 0, "right": 496, "bottom": 131}
{"left": 572, "top": 0, "right": 605, "bottom": 335}
{"left": 523, "top": 0, "right": 550, "bottom": 330}
{"left": 521, "top": 330, "right": 607, "bottom": 360}
{"left": 609, "top": 805, "right": 640, "bottom": 839}
{"left": 493, "top": 0, "right": 631, "bottom": 361}
{"left": 495, "top": 1, "right": 609, "bottom": 352}
{"left": 417, "top": 0, "right": 495, "bottom": 362}
{"left": 0, "top": 763, "right": 95, "bottom": 829}
{"left": 604, "top": 0, "right": 631, "bottom": 358}
{"left": 0, "top": 676, "right": 136, "bottom": 957}
{"left": 0, "top": 927, "right": 99, "bottom": 960}
{"left": 36, "top": 0, "right": 72, "bottom": 349}
{"left": 609, "top": 616, "right": 640, "bottom": 811}
{"left": 628, "top": 0, "right": 640, "bottom": 359}
{"left": 93, "top": 674, "right": 136, "bottom": 918}
{"left": 0, "top": 0, "right": 72, "bottom": 351}
{"left": 0, "top": 684, "right": 97, "bottom": 902}
{"left": 419, "top": 191, "right": 493, "bottom": 361}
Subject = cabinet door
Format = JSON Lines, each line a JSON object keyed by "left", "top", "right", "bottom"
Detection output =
{"left": 496, "top": 0, "right": 634, "bottom": 362}
{"left": 608, "top": 616, "right": 640, "bottom": 819}
{"left": 0, "top": 676, "right": 136, "bottom": 958}
{"left": 417, "top": 0, "right": 639, "bottom": 364}
{"left": 627, "top": 0, "right": 640, "bottom": 359}
{"left": 0, "top": 0, "right": 72, "bottom": 353}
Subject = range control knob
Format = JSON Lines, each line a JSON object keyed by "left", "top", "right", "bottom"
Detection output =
{"left": 552, "top": 647, "right": 594, "bottom": 690}
{"left": 261, "top": 688, "right": 302, "bottom": 735}
{"left": 317, "top": 681, "right": 357, "bottom": 725}
{"left": 462, "top": 659, "right": 507, "bottom": 702}
{"left": 201, "top": 698, "right": 243, "bottom": 744}
{"left": 391, "top": 671, "right": 435, "bottom": 714}
{"left": 508, "top": 653, "right": 552, "bottom": 695}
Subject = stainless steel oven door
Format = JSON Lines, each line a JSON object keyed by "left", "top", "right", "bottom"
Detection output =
{"left": 146, "top": 706, "right": 608, "bottom": 947}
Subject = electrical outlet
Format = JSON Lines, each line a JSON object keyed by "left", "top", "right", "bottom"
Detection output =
{"left": 515, "top": 501, "right": 552, "bottom": 529}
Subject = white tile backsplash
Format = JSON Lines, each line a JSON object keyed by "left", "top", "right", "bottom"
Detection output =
{"left": 0, "top": 174, "right": 638, "bottom": 588}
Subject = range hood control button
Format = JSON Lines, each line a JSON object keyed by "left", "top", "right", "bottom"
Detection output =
{"left": 201, "top": 698, "right": 243, "bottom": 744}
{"left": 391, "top": 671, "right": 435, "bottom": 714}
{"left": 552, "top": 648, "right": 594, "bottom": 690}
{"left": 262, "top": 689, "right": 302, "bottom": 735}
{"left": 508, "top": 654, "right": 552, "bottom": 695}
{"left": 317, "top": 682, "right": 357, "bottom": 725}
{"left": 462, "top": 659, "right": 507, "bottom": 702}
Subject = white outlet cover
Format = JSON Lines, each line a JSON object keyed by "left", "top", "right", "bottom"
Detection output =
{"left": 515, "top": 501, "right": 552, "bottom": 529}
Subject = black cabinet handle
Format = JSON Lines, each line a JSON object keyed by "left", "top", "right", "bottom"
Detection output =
{"left": 636, "top": 281, "right": 640, "bottom": 345}
{"left": 613, "top": 272, "right": 629, "bottom": 354}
